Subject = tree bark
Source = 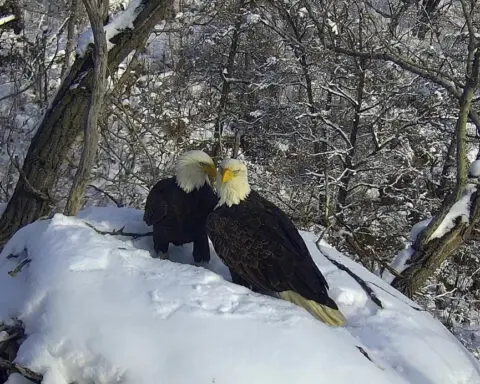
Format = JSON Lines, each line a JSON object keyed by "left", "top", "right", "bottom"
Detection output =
{"left": 0, "top": 0, "right": 174, "bottom": 247}
{"left": 316, "top": 0, "right": 480, "bottom": 297}
{"left": 336, "top": 11, "right": 367, "bottom": 214}
{"left": 211, "top": 0, "right": 245, "bottom": 158}
{"left": 437, "top": 135, "right": 456, "bottom": 197}
{"left": 61, "top": 0, "right": 79, "bottom": 79}
{"left": 64, "top": 0, "right": 108, "bottom": 216}
{"left": 391, "top": 45, "right": 480, "bottom": 297}
{"left": 336, "top": 58, "right": 365, "bottom": 213}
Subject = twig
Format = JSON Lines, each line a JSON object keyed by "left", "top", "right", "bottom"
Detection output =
{"left": 8, "top": 259, "right": 31, "bottom": 277}
{"left": 0, "top": 358, "right": 42, "bottom": 383}
{"left": 333, "top": 214, "right": 403, "bottom": 278}
{"left": 316, "top": 241, "right": 383, "bottom": 309}
{"left": 0, "top": 81, "right": 35, "bottom": 103}
{"left": 366, "top": 281, "right": 425, "bottom": 311}
{"left": 87, "top": 184, "right": 123, "bottom": 207}
{"left": 83, "top": 221, "right": 153, "bottom": 239}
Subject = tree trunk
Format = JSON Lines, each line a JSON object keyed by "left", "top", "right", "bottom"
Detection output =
{"left": 0, "top": 0, "right": 174, "bottom": 247}
{"left": 437, "top": 135, "right": 456, "bottom": 197}
{"left": 336, "top": 58, "right": 366, "bottom": 214}
{"left": 337, "top": 11, "right": 366, "bottom": 214}
{"left": 101, "top": 0, "right": 110, "bottom": 24}
{"left": 61, "top": 0, "right": 79, "bottom": 79}
{"left": 211, "top": 0, "right": 245, "bottom": 158}
{"left": 64, "top": 0, "right": 108, "bottom": 216}
{"left": 391, "top": 47, "right": 480, "bottom": 297}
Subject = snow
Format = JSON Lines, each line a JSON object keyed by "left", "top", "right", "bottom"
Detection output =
{"left": 246, "top": 14, "right": 261, "bottom": 25}
{"left": 379, "top": 247, "right": 413, "bottom": 284}
{"left": 275, "top": 142, "right": 289, "bottom": 152}
{"left": 0, "top": 207, "right": 479, "bottom": 384}
{"left": 0, "top": 330, "right": 8, "bottom": 342}
{"left": 298, "top": 7, "right": 308, "bottom": 18}
{"left": 249, "top": 109, "right": 263, "bottom": 118}
{"left": 469, "top": 160, "right": 480, "bottom": 178}
{"left": 327, "top": 18, "right": 339, "bottom": 35}
{"left": 410, "top": 218, "right": 432, "bottom": 243}
{"left": 379, "top": 218, "right": 432, "bottom": 282}
{"left": 4, "top": 373, "right": 35, "bottom": 384}
{"left": 76, "top": 0, "right": 144, "bottom": 56}
{"left": 266, "top": 56, "right": 277, "bottom": 65}
{"left": 365, "top": 187, "right": 380, "bottom": 200}
{"left": 429, "top": 184, "right": 476, "bottom": 240}
{"left": 381, "top": 182, "right": 477, "bottom": 282}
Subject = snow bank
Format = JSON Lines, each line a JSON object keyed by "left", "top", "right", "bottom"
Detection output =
{"left": 0, "top": 208, "right": 479, "bottom": 384}
{"left": 4, "top": 373, "right": 35, "bottom": 384}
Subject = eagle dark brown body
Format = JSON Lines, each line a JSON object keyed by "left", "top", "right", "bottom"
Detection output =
{"left": 144, "top": 177, "right": 218, "bottom": 263}
{"left": 207, "top": 190, "right": 338, "bottom": 309}
{"left": 207, "top": 180, "right": 345, "bottom": 325}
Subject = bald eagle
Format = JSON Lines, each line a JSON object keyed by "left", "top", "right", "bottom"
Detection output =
{"left": 144, "top": 150, "right": 218, "bottom": 263}
{"left": 206, "top": 159, "right": 346, "bottom": 326}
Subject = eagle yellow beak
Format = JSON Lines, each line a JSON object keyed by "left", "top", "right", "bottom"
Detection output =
{"left": 203, "top": 163, "right": 217, "bottom": 184}
{"left": 222, "top": 168, "right": 233, "bottom": 184}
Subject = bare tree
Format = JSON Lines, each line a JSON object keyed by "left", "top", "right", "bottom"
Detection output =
{"left": 64, "top": 0, "right": 108, "bottom": 215}
{"left": 391, "top": 0, "right": 480, "bottom": 296}
{"left": 61, "top": 0, "right": 79, "bottom": 78}
{"left": 0, "top": 0, "right": 175, "bottom": 247}
{"left": 211, "top": 0, "right": 246, "bottom": 158}
{"left": 308, "top": 0, "right": 480, "bottom": 296}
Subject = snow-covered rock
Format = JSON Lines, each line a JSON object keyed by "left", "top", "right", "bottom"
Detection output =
{"left": 0, "top": 207, "right": 479, "bottom": 384}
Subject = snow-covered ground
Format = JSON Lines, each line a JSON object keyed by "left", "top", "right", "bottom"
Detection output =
{"left": 0, "top": 207, "right": 479, "bottom": 384}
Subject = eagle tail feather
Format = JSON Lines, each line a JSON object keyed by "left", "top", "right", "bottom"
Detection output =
{"left": 279, "top": 290, "right": 346, "bottom": 326}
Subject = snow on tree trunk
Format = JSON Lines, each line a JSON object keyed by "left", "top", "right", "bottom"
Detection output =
{"left": 0, "top": 0, "right": 175, "bottom": 248}
{"left": 391, "top": 45, "right": 480, "bottom": 297}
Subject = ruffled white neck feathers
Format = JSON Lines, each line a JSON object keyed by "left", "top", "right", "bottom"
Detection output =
{"left": 216, "top": 159, "right": 251, "bottom": 207}
{"left": 175, "top": 150, "right": 214, "bottom": 193}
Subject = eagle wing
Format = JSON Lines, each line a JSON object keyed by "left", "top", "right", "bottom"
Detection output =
{"left": 143, "top": 178, "right": 174, "bottom": 225}
{"left": 207, "top": 192, "right": 334, "bottom": 308}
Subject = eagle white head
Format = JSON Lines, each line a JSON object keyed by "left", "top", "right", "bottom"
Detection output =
{"left": 175, "top": 150, "right": 217, "bottom": 193}
{"left": 216, "top": 159, "right": 251, "bottom": 207}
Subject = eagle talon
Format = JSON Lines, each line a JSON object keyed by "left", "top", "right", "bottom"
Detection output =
{"left": 194, "top": 260, "right": 209, "bottom": 267}
{"left": 159, "top": 252, "right": 170, "bottom": 260}
{"left": 151, "top": 251, "right": 169, "bottom": 260}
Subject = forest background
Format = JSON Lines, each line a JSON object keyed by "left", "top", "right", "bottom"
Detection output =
{"left": 1, "top": 0, "right": 480, "bottom": 356}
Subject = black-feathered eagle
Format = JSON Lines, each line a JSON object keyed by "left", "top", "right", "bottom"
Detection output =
{"left": 144, "top": 150, "right": 218, "bottom": 263}
{"left": 206, "top": 159, "right": 346, "bottom": 326}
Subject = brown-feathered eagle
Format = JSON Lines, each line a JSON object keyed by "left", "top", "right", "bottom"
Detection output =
{"left": 144, "top": 150, "right": 218, "bottom": 263}
{"left": 206, "top": 159, "right": 346, "bottom": 326}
